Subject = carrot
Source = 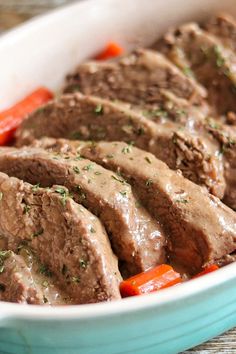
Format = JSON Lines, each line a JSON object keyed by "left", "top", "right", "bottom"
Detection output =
{"left": 120, "top": 264, "right": 182, "bottom": 297}
{"left": 95, "top": 42, "right": 124, "bottom": 60}
{"left": 0, "top": 87, "right": 53, "bottom": 145}
{"left": 193, "top": 264, "right": 219, "bottom": 278}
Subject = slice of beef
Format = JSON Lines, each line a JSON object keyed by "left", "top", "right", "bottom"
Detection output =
{"left": 156, "top": 23, "right": 236, "bottom": 115}
{"left": 64, "top": 49, "right": 207, "bottom": 106}
{"left": 0, "top": 251, "right": 44, "bottom": 304}
{"left": 77, "top": 141, "right": 236, "bottom": 274}
{"left": 15, "top": 93, "right": 225, "bottom": 199}
{"left": 0, "top": 148, "right": 166, "bottom": 275}
{"left": 205, "top": 13, "right": 236, "bottom": 52}
{"left": 0, "top": 172, "right": 121, "bottom": 304}
{"left": 205, "top": 121, "right": 236, "bottom": 209}
{"left": 0, "top": 250, "right": 68, "bottom": 305}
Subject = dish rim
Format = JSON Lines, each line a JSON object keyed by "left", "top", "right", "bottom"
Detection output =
{"left": 0, "top": 262, "right": 235, "bottom": 320}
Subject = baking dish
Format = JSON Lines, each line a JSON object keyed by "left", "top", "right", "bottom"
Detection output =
{"left": 0, "top": 0, "right": 236, "bottom": 353}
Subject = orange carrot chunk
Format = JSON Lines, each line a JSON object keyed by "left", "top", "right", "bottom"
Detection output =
{"left": 95, "top": 42, "right": 124, "bottom": 60}
{"left": 193, "top": 264, "right": 219, "bottom": 279}
{"left": 120, "top": 264, "right": 182, "bottom": 297}
{"left": 0, "top": 87, "right": 53, "bottom": 145}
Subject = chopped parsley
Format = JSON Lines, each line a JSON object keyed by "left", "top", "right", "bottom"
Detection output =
{"left": 32, "top": 183, "right": 40, "bottom": 192}
{"left": 176, "top": 198, "right": 188, "bottom": 204}
{"left": 38, "top": 264, "right": 52, "bottom": 277}
{"left": 182, "top": 66, "right": 194, "bottom": 77}
{"left": 23, "top": 204, "right": 31, "bottom": 214}
{"left": 75, "top": 154, "right": 84, "bottom": 161}
{"left": 55, "top": 187, "right": 70, "bottom": 206}
{"left": 145, "top": 156, "right": 152, "bottom": 164}
{"left": 32, "top": 229, "right": 44, "bottom": 238}
{"left": 145, "top": 179, "right": 153, "bottom": 187}
{"left": 42, "top": 280, "right": 49, "bottom": 288}
{"left": 94, "top": 171, "right": 102, "bottom": 176}
{"left": 83, "top": 164, "right": 93, "bottom": 171}
{"left": 0, "top": 250, "right": 11, "bottom": 273}
{"left": 122, "top": 145, "right": 132, "bottom": 154}
{"left": 214, "top": 46, "right": 225, "bottom": 68}
{"left": 79, "top": 259, "right": 88, "bottom": 269}
{"left": 119, "top": 191, "right": 128, "bottom": 197}
{"left": 43, "top": 295, "right": 49, "bottom": 304}
{"left": 94, "top": 104, "right": 103, "bottom": 115}
{"left": 106, "top": 154, "right": 114, "bottom": 159}
{"left": 89, "top": 226, "right": 96, "bottom": 233}
{"left": 71, "top": 276, "right": 81, "bottom": 283}
{"left": 73, "top": 166, "right": 80, "bottom": 174}
{"left": 112, "top": 175, "right": 126, "bottom": 184}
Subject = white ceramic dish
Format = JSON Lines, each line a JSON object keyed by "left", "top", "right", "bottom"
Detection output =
{"left": 0, "top": 1, "right": 236, "bottom": 353}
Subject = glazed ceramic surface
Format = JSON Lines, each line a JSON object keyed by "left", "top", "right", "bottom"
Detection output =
{"left": 0, "top": 1, "right": 236, "bottom": 353}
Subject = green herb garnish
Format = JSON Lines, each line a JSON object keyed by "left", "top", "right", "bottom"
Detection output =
{"left": 79, "top": 259, "right": 88, "bottom": 269}
{"left": 71, "top": 276, "right": 81, "bottom": 283}
{"left": 145, "top": 179, "right": 153, "bottom": 187}
{"left": 32, "top": 183, "right": 40, "bottom": 192}
{"left": 23, "top": 204, "right": 31, "bottom": 214}
{"left": 145, "top": 156, "right": 152, "bottom": 164}
{"left": 0, "top": 250, "right": 11, "bottom": 273}
{"left": 73, "top": 166, "right": 80, "bottom": 174}
{"left": 32, "top": 229, "right": 44, "bottom": 238}
{"left": 94, "top": 104, "right": 103, "bottom": 115}
{"left": 83, "top": 164, "right": 93, "bottom": 171}
{"left": 38, "top": 264, "right": 52, "bottom": 277}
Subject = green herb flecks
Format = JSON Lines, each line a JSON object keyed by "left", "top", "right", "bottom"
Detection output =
{"left": 32, "top": 229, "right": 44, "bottom": 238}
{"left": 32, "top": 183, "right": 40, "bottom": 192}
{"left": 79, "top": 259, "right": 88, "bottom": 269}
{"left": 94, "top": 104, "right": 103, "bottom": 115}
{"left": 94, "top": 171, "right": 102, "bottom": 176}
{"left": 89, "top": 226, "right": 96, "bottom": 233}
{"left": 23, "top": 204, "right": 31, "bottom": 214}
{"left": 182, "top": 66, "right": 194, "bottom": 78}
{"left": 0, "top": 250, "right": 11, "bottom": 273}
{"left": 55, "top": 187, "right": 71, "bottom": 206}
{"left": 71, "top": 276, "right": 81, "bottom": 283}
{"left": 145, "top": 179, "right": 153, "bottom": 187}
{"left": 83, "top": 164, "right": 93, "bottom": 171}
{"left": 75, "top": 153, "right": 84, "bottom": 161}
{"left": 145, "top": 156, "right": 152, "bottom": 164}
{"left": 122, "top": 145, "right": 132, "bottom": 154}
{"left": 43, "top": 295, "right": 49, "bottom": 303}
{"left": 176, "top": 198, "right": 188, "bottom": 204}
{"left": 112, "top": 175, "right": 127, "bottom": 185}
{"left": 214, "top": 46, "right": 225, "bottom": 68}
{"left": 119, "top": 191, "right": 128, "bottom": 197}
{"left": 73, "top": 166, "right": 80, "bottom": 174}
{"left": 38, "top": 264, "right": 52, "bottom": 277}
{"left": 42, "top": 280, "right": 49, "bottom": 288}
{"left": 106, "top": 154, "right": 114, "bottom": 159}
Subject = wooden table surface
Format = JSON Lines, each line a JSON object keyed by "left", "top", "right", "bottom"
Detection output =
{"left": 0, "top": 1, "right": 236, "bottom": 353}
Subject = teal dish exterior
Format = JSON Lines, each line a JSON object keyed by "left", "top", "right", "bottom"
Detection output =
{"left": 0, "top": 269, "right": 236, "bottom": 354}
{"left": 1, "top": 0, "right": 236, "bottom": 353}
